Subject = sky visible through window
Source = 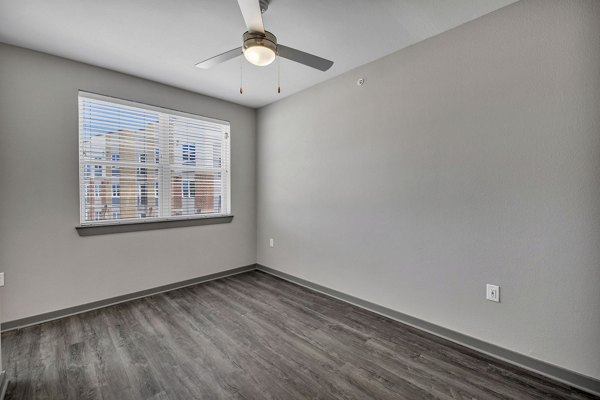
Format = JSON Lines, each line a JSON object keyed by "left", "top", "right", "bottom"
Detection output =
{"left": 82, "top": 99, "right": 159, "bottom": 140}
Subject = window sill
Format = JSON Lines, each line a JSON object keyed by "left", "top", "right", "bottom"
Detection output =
{"left": 76, "top": 215, "right": 233, "bottom": 236}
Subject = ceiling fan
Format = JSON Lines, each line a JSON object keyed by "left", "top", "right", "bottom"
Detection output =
{"left": 195, "top": 0, "right": 334, "bottom": 72}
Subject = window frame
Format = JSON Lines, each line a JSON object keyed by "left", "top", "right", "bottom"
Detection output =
{"left": 78, "top": 91, "right": 232, "bottom": 229}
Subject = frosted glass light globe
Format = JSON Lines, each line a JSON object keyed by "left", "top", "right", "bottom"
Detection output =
{"left": 243, "top": 44, "right": 276, "bottom": 66}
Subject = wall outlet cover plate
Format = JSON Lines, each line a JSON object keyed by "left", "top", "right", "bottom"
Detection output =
{"left": 486, "top": 284, "right": 500, "bottom": 302}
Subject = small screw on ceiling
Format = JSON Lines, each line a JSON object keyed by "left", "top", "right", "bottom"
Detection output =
{"left": 357, "top": 78, "right": 366, "bottom": 86}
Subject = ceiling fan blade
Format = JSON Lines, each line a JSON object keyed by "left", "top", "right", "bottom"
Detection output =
{"left": 277, "top": 45, "right": 334, "bottom": 71}
{"left": 237, "top": 0, "right": 265, "bottom": 33}
{"left": 195, "top": 47, "right": 242, "bottom": 69}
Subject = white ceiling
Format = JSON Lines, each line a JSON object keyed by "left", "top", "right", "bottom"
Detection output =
{"left": 0, "top": 0, "right": 518, "bottom": 108}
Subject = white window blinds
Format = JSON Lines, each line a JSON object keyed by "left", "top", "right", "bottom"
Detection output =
{"left": 79, "top": 92, "right": 230, "bottom": 225}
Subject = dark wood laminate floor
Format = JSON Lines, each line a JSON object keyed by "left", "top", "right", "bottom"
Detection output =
{"left": 2, "top": 271, "right": 597, "bottom": 400}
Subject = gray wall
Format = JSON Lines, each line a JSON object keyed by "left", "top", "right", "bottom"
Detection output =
{"left": 257, "top": 0, "right": 600, "bottom": 380}
{"left": 0, "top": 43, "right": 257, "bottom": 323}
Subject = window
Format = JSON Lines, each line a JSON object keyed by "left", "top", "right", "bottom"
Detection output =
{"left": 138, "top": 184, "right": 148, "bottom": 206}
{"left": 111, "top": 154, "right": 120, "bottom": 176}
{"left": 111, "top": 184, "right": 121, "bottom": 206}
{"left": 182, "top": 180, "right": 195, "bottom": 198}
{"left": 182, "top": 144, "right": 196, "bottom": 165}
{"left": 137, "top": 153, "right": 148, "bottom": 177}
{"left": 79, "top": 92, "right": 230, "bottom": 225}
{"left": 155, "top": 182, "right": 159, "bottom": 209}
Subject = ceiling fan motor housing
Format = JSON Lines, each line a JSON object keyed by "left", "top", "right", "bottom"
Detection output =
{"left": 243, "top": 31, "right": 277, "bottom": 54}
{"left": 259, "top": 0, "right": 270, "bottom": 13}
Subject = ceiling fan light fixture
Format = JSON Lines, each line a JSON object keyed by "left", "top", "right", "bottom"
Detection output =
{"left": 244, "top": 45, "right": 276, "bottom": 66}
{"left": 243, "top": 31, "right": 277, "bottom": 66}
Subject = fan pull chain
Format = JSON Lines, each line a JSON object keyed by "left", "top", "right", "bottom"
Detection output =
{"left": 277, "top": 55, "right": 281, "bottom": 94}
{"left": 240, "top": 56, "right": 244, "bottom": 94}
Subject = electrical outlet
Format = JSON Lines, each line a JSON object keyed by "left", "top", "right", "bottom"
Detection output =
{"left": 269, "top": 238, "right": 274, "bottom": 248}
{"left": 486, "top": 284, "right": 500, "bottom": 302}
{"left": 0, "top": 272, "right": 4, "bottom": 287}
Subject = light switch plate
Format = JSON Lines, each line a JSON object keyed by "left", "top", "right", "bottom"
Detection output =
{"left": 0, "top": 272, "right": 4, "bottom": 287}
